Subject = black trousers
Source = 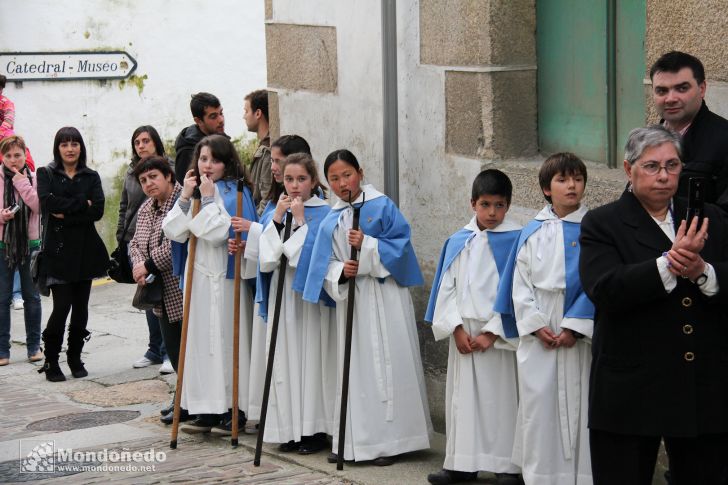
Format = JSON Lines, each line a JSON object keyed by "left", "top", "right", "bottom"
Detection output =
{"left": 158, "top": 309, "right": 181, "bottom": 373}
{"left": 43, "top": 281, "right": 92, "bottom": 360}
{"left": 590, "top": 428, "right": 728, "bottom": 485}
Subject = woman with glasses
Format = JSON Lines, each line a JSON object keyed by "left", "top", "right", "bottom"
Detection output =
{"left": 580, "top": 124, "right": 728, "bottom": 484}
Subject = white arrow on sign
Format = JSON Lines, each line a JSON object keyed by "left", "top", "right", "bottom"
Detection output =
{"left": 0, "top": 51, "right": 138, "bottom": 82}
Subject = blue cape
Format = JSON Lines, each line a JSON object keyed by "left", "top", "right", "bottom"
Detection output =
{"left": 171, "top": 180, "right": 258, "bottom": 287}
{"left": 303, "top": 195, "right": 423, "bottom": 304}
{"left": 253, "top": 203, "right": 275, "bottom": 320}
{"left": 260, "top": 200, "right": 275, "bottom": 221}
{"left": 424, "top": 228, "right": 520, "bottom": 326}
{"left": 493, "top": 219, "right": 595, "bottom": 337}
{"left": 255, "top": 204, "right": 335, "bottom": 322}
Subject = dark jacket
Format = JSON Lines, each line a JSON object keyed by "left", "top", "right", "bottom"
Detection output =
{"left": 36, "top": 162, "right": 109, "bottom": 282}
{"left": 673, "top": 101, "right": 728, "bottom": 212}
{"left": 580, "top": 190, "right": 728, "bottom": 437}
{"left": 173, "top": 124, "right": 205, "bottom": 185}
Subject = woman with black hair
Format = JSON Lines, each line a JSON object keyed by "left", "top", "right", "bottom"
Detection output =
{"left": 120, "top": 125, "right": 175, "bottom": 374}
{"left": 36, "top": 127, "right": 109, "bottom": 382}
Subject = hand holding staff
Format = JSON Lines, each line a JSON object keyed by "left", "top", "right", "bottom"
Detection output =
{"left": 254, "top": 211, "right": 293, "bottom": 466}
{"left": 170, "top": 191, "right": 201, "bottom": 450}
{"left": 337, "top": 193, "right": 364, "bottom": 470}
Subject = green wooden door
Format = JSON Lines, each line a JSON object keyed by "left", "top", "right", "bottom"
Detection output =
{"left": 537, "top": 0, "right": 645, "bottom": 165}
{"left": 616, "top": 0, "right": 647, "bottom": 158}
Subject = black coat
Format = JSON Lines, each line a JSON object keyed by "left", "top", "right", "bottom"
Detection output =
{"left": 580, "top": 190, "right": 728, "bottom": 437}
{"left": 173, "top": 124, "right": 205, "bottom": 185}
{"left": 674, "top": 101, "right": 728, "bottom": 213}
{"left": 36, "top": 162, "right": 109, "bottom": 282}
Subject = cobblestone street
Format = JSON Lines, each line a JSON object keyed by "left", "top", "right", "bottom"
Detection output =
{"left": 0, "top": 280, "right": 446, "bottom": 484}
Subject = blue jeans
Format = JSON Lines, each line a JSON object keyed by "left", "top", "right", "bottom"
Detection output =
{"left": 12, "top": 271, "right": 21, "bottom": 300}
{"left": 144, "top": 309, "right": 167, "bottom": 362}
{"left": 0, "top": 250, "right": 42, "bottom": 358}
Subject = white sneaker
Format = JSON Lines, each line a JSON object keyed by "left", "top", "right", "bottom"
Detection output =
{"left": 159, "top": 358, "right": 174, "bottom": 374}
{"left": 12, "top": 299, "right": 23, "bottom": 310}
{"left": 133, "top": 356, "right": 155, "bottom": 368}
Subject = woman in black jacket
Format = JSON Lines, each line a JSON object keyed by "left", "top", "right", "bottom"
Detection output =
{"left": 580, "top": 125, "right": 728, "bottom": 484}
{"left": 37, "top": 127, "right": 109, "bottom": 382}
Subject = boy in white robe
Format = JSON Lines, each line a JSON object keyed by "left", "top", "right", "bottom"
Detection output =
{"left": 499, "top": 153, "right": 594, "bottom": 485}
{"left": 425, "top": 169, "right": 522, "bottom": 485}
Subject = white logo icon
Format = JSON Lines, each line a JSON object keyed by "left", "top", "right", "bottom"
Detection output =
{"left": 20, "top": 440, "right": 55, "bottom": 473}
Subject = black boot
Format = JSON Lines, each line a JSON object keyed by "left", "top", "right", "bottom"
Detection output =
{"left": 67, "top": 355, "right": 88, "bottom": 378}
{"left": 66, "top": 329, "right": 90, "bottom": 378}
{"left": 38, "top": 359, "right": 66, "bottom": 382}
{"left": 39, "top": 329, "right": 66, "bottom": 382}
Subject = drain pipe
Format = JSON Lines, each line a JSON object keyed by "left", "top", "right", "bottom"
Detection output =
{"left": 381, "top": 0, "right": 399, "bottom": 205}
{"left": 606, "top": 0, "right": 617, "bottom": 168}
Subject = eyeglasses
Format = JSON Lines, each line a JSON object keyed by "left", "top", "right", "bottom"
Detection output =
{"left": 637, "top": 160, "right": 682, "bottom": 175}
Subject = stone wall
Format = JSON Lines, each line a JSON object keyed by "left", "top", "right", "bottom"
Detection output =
{"left": 265, "top": 0, "right": 647, "bottom": 432}
{"left": 645, "top": 0, "right": 728, "bottom": 121}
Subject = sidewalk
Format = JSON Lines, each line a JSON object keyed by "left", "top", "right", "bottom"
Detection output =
{"left": 0, "top": 280, "right": 447, "bottom": 484}
{"left": 0, "top": 280, "right": 670, "bottom": 484}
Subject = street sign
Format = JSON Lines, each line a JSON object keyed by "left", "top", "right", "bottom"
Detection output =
{"left": 0, "top": 51, "right": 138, "bottom": 82}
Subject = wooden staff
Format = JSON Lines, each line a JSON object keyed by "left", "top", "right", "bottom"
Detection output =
{"left": 337, "top": 196, "right": 363, "bottom": 470}
{"left": 231, "top": 178, "right": 245, "bottom": 447}
{"left": 254, "top": 211, "right": 293, "bottom": 466}
{"left": 171, "top": 195, "right": 201, "bottom": 449}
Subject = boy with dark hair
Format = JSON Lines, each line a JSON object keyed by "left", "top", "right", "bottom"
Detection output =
{"left": 496, "top": 153, "right": 594, "bottom": 484}
{"left": 243, "top": 89, "right": 271, "bottom": 215}
{"left": 426, "top": 169, "right": 522, "bottom": 485}
{"left": 174, "top": 92, "right": 226, "bottom": 184}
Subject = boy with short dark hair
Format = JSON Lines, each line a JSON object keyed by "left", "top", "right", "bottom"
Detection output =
{"left": 496, "top": 152, "right": 594, "bottom": 484}
{"left": 426, "top": 169, "right": 522, "bottom": 485}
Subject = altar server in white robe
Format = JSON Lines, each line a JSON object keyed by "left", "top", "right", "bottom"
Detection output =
{"left": 303, "top": 149, "right": 432, "bottom": 466}
{"left": 237, "top": 134, "right": 314, "bottom": 433}
{"left": 162, "top": 135, "right": 256, "bottom": 433}
{"left": 425, "top": 169, "right": 522, "bottom": 485}
{"left": 495, "top": 153, "right": 594, "bottom": 485}
{"left": 257, "top": 153, "right": 335, "bottom": 454}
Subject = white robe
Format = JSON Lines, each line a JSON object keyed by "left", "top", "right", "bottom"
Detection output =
{"left": 243, "top": 220, "right": 267, "bottom": 422}
{"left": 323, "top": 186, "right": 432, "bottom": 461}
{"left": 162, "top": 188, "right": 254, "bottom": 415}
{"left": 511, "top": 205, "right": 593, "bottom": 485}
{"left": 432, "top": 217, "right": 521, "bottom": 474}
{"left": 258, "top": 197, "right": 336, "bottom": 442}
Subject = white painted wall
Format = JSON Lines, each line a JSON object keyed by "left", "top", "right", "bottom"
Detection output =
{"left": 0, "top": 0, "right": 267, "bottom": 178}
{"left": 270, "top": 0, "right": 386, "bottom": 188}
{"left": 270, "top": 0, "right": 482, "bottom": 294}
